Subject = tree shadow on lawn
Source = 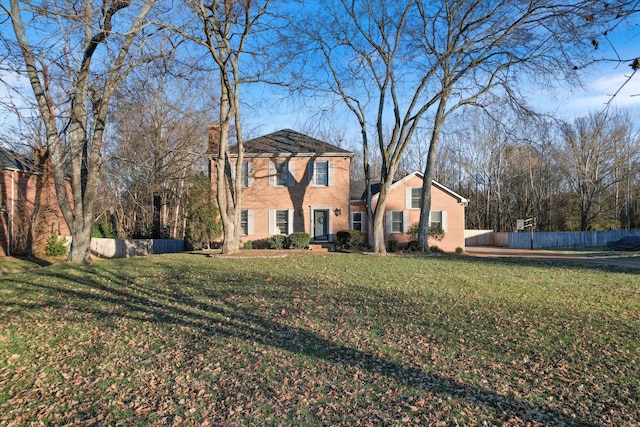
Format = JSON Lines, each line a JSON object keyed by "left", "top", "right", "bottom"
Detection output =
{"left": 4, "top": 261, "right": 599, "bottom": 426}
{"left": 459, "top": 250, "right": 640, "bottom": 273}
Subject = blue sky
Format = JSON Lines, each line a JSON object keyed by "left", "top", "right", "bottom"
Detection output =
{"left": 243, "top": 11, "right": 640, "bottom": 135}
{"left": 2, "top": 4, "right": 639, "bottom": 144}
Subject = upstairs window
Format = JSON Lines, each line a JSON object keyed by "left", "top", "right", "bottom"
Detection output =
{"left": 308, "top": 161, "right": 334, "bottom": 186}
{"left": 406, "top": 187, "right": 422, "bottom": 209}
{"left": 314, "top": 161, "right": 328, "bottom": 186}
{"left": 411, "top": 188, "right": 421, "bottom": 209}
{"left": 270, "top": 161, "right": 294, "bottom": 187}
{"left": 240, "top": 162, "right": 254, "bottom": 187}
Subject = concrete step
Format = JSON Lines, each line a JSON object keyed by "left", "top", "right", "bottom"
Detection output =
{"left": 308, "top": 242, "right": 334, "bottom": 253}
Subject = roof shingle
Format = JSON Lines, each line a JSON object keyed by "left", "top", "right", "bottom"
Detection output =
{"left": 236, "top": 129, "right": 352, "bottom": 157}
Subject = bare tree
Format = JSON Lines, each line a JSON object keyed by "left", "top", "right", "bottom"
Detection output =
{"left": 410, "top": 0, "right": 640, "bottom": 250}
{"left": 556, "top": 110, "right": 637, "bottom": 230}
{"left": 103, "top": 56, "right": 213, "bottom": 239}
{"left": 176, "top": 0, "right": 274, "bottom": 254}
{"left": 297, "top": 0, "right": 638, "bottom": 253}
{"left": 296, "top": 1, "right": 426, "bottom": 253}
{"left": 3, "top": 0, "right": 163, "bottom": 260}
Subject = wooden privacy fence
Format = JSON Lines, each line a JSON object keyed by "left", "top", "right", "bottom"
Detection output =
{"left": 91, "top": 238, "right": 184, "bottom": 258}
{"left": 466, "top": 229, "right": 640, "bottom": 249}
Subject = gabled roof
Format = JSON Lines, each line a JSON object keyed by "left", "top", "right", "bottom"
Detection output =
{"left": 351, "top": 171, "right": 469, "bottom": 205}
{"left": 236, "top": 129, "right": 353, "bottom": 158}
{"left": 0, "top": 147, "right": 36, "bottom": 173}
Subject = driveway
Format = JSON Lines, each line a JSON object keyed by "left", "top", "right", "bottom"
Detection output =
{"left": 465, "top": 246, "right": 640, "bottom": 270}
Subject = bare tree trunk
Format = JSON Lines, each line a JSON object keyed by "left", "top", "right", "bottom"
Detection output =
{"left": 8, "top": 0, "right": 159, "bottom": 261}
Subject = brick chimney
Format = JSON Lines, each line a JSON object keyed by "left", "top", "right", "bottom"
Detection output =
{"left": 208, "top": 124, "right": 221, "bottom": 157}
{"left": 34, "top": 148, "right": 49, "bottom": 172}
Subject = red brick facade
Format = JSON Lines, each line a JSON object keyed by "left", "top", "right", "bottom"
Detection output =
{"left": 208, "top": 129, "right": 467, "bottom": 251}
{"left": 1, "top": 156, "right": 69, "bottom": 256}
{"left": 350, "top": 172, "right": 468, "bottom": 252}
{"left": 236, "top": 156, "right": 352, "bottom": 242}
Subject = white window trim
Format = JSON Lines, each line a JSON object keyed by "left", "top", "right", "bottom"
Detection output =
{"left": 308, "top": 160, "right": 334, "bottom": 187}
{"left": 350, "top": 211, "right": 366, "bottom": 232}
{"left": 386, "top": 210, "right": 408, "bottom": 234}
{"left": 240, "top": 209, "right": 254, "bottom": 236}
{"left": 269, "top": 209, "right": 294, "bottom": 235}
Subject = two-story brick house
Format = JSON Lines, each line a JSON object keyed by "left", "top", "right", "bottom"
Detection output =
{"left": 209, "top": 128, "right": 353, "bottom": 244}
{"left": 208, "top": 128, "right": 468, "bottom": 251}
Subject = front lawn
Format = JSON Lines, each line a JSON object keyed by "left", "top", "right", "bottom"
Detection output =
{"left": 1, "top": 253, "right": 638, "bottom": 425}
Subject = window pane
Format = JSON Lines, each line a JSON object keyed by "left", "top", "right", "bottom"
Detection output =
{"left": 352, "top": 212, "right": 362, "bottom": 231}
{"left": 241, "top": 162, "right": 249, "bottom": 187}
{"left": 240, "top": 210, "right": 248, "bottom": 235}
{"left": 276, "top": 162, "right": 288, "bottom": 186}
{"left": 411, "top": 188, "right": 421, "bottom": 209}
{"left": 430, "top": 211, "right": 442, "bottom": 232}
{"left": 276, "top": 210, "right": 288, "bottom": 234}
{"left": 391, "top": 211, "right": 403, "bottom": 233}
{"left": 314, "top": 161, "right": 328, "bottom": 186}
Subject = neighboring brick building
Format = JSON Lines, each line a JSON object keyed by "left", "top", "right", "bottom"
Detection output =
{"left": 208, "top": 128, "right": 468, "bottom": 251}
{"left": 0, "top": 147, "right": 69, "bottom": 256}
{"left": 350, "top": 171, "right": 469, "bottom": 252}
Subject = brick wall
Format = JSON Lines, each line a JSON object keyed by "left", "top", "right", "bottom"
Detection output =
{"left": 0, "top": 169, "right": 69, "bottom": 256}
{"left": 352, "top": 174, "right": 467, "bottom": 252}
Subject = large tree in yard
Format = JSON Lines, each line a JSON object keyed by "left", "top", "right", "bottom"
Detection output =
{"left": 3, "top": 0, "right": 163, "bottom": 260}
{"left": 176, "top": 0, "right": 274, "bottom": 254}
{"left": 297, "top": 0, "right": 639, "bottom": 253}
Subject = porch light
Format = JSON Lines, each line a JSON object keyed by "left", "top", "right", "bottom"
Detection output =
{"left": 334, "top": 208, "right": 342, "bottom": 216}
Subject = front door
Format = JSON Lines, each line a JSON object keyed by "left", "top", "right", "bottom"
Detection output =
{"left": 313, "top": 210, "right": 329, "bottom": 241}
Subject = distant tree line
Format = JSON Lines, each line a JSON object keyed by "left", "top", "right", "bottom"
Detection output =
{"left": 398, "top": 107, "right": 639, "bottom": 232}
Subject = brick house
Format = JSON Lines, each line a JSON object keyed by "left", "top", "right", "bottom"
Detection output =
{"left": 350, "top": 171, "right": 469, "bottom": 252}
{"left": 0, "top": 147, "right": 69, "bottom": 256}
{"left": 208, "top": 128, "right": 353, "bottom": 244}
{"left": 208, "top": 128, "right": 468, "bottom": 251}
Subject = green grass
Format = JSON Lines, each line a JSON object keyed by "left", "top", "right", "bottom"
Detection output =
{"left": 1, "top": 252, "right": 638, "bottom": 425}
{"left": 0, "top": 256, "right": 63, "bottom": 275}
